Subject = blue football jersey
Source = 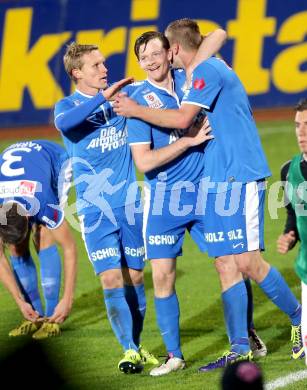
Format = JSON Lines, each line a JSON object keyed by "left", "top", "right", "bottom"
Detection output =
{"left": 182, "top": 57, "right": 271, "bottom": 191}
{"left": 127, "top": 70, "right": 205, "bottom": 191}
{"left": 0, "top": 140, "right": 68, "bottom": 228}
{"left": 54, "top": 90, "right": 140, "bottom": 215}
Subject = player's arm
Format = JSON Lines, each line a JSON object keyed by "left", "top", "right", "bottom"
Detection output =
{"left": 55, "top": 77, "right": 133, "bottom": 133}
{"left": 115, "top": 97, "right": 200, "bottom": 129}
{"left": 0, "top": 241, "right": 39, "bottom": 321}
{"left": 130, "top": 118, "right": 213, "bottom": 173}
{"left": 187, "top": 29, "right": 227, "bottom": 80}
{"left": 277, "top": 161, "right": 298, "bottom": 254}
{"left": 48, "top": 220, "right": 77, "bottom": 323}
{"left": 114, "top": 63, "right": 220, "bottom": 128}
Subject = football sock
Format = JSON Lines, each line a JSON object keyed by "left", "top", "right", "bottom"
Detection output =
{"left": 258, "top": 266, "right": 301, "bottom": 326}
{"left": 10, "top": 252, "right": 44, "bottom": 316}
{"left": 222, "top": 280, "right": 250, "bottom": 354}
{"left": 155, "top": 292, "right": 183, "bottom": 358}
{"left": 124, "top": 284, "right": 146, "bottom": 347}
{"left": 244, "top": 278, "right": 255, "bottom": 331}
{"left": 38, "top": 245, "right": 61, "bottom": 317}
{"left": 104, "top": 287, "right": 138, "bottom": 351}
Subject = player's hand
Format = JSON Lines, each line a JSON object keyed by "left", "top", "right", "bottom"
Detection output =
{"left": 102, "top": 77, "right": 134, "bottom": 101}
{"left": 18, "top": 300, "right": 40, "bottom": 322}
{"left": 185, "top": 116, "right": 214, "bottom": 146}
{"left": 277, "top": 230, "right": 296, "bottom": 254}
{"left": 48, "top": 298, "right": 72, "bottom": 324}
{"left": 113, "top": 93, "right": 139, "bottom": 117}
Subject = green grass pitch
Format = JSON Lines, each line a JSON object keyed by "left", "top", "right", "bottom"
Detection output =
{"left": 0, "top": 119, "right": 306, "bottom": 389}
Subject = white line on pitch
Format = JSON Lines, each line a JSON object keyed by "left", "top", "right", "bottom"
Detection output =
{"left": 265, "top": 369, "right": 307, "bottom": 389}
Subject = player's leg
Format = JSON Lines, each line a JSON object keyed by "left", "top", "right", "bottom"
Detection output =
{"left": 33, "top": 224, "right": 61, "bottom": 318}
{"left": 302, "top": 281, "right": 307, "bottom": 365}
{"left": 122, "top": 268, "right": 146, "bottom": 348}
{"left": 8, "top": 231, "right": 44, "bottom": 336}
{"left": 144, "top": 188, "right": 187, "bottom": 376}
{"left": 234, "top": 181, "right": 303, "bottom": 359}
{"left": 28, "top": 224, "right": 62, "bottom": 339}
{"left": 243, "top": 277, "right": 267, "bottom": 357}
{"left": 120, "top": 204, "right": 148, "bottom": 350}
{"left": 80, "top": 212, "right": 142, "bottom": 373}
{"left": 149, "top": 257, "right": 185, "bottom": 376}
{"left": 198, "top": 185, "right": 252, "bottom": 372}
{"left": 122, "top": 266, "right": 158, "bottom": 366}
{"left": 191, "top": 192, "right": 265, "bottom": 360}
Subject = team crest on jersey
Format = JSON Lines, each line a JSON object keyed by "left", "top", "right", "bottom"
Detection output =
{"left": 193, "top": 78, "right": 206, "bottom": 90}
{"left": 0, "top": 180, "right": 37, "bottom": 198}
{"left": 143, "top": 92, "right": 163, "bottom": 108}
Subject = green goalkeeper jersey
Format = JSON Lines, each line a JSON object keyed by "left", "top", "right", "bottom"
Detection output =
{"left": 288, "top": 154, "right": 307, "bottom": 284}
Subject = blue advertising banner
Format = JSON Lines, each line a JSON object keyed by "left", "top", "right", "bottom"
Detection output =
{"left": 0, "top": 0, "right": 306, "bottom": 127}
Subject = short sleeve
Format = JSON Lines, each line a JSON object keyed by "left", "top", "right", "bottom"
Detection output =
{"left": 182, "top": 61, "right": 223, "bottom": 110}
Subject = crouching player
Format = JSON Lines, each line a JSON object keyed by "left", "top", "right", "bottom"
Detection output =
{"left": 0, "top": 140, "right": 77, "bottom": 339}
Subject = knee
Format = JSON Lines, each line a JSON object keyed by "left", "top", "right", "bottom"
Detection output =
{"left": 100, "top": 269, "right": 123, "bottom": 290}
{"left": 235, "top": 251, "right": 268, "bottom": 280}
{"left": 152, "top": 271, "right": 175, "bottom": 296}
{"left": 215, "top": 257, "right": 238, "bottom": 278}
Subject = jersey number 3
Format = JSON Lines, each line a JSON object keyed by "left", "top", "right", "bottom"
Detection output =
{"left": 0, "top": 147, "right": 31, "bottom": 177}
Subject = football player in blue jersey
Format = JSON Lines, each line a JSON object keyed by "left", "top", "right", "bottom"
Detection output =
{"left": 0, "top": 140, "right": 77, "bottom": 339}
{"left": 114, "top": 18, "right": 304, "bottom": 370}
{"left": 126, "top": 31, "right": 214, "bottom": 376}
{"left": 54, "top": 35, "right": 225, "bottom": 373}
{"left": 55, "top": 42, "right": 157, "bottom": 374}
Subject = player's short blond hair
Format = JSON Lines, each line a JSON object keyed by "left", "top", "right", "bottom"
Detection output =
{"left": 63, "top": 42, "right": 99, "bottom": 82}
{"left": 165, "top": 18, "right": 202, "bottom": 50}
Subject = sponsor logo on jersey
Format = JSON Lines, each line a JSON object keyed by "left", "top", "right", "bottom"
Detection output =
{"left": 193, "top": 78, "right": 205, "bottom": 90}
{"left": 143, "top": 92, "right": 164, "bottom": 108}
{"left": 0, "top": 180, "right": 37, "bottom": 198}
{"left": 91, "top": 248, "right": 120, "bottom": 261}
{"left": 86, "top": 126, "right": 128, "bottom": 152}
{"left": 148, "top": 235, "right": 177, "bottom": 245}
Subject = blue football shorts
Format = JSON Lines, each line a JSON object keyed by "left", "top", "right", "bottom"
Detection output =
{"left": 203, "top": 180, "right": 265, "bottom": 258}
{"left": 79, "top": 205, "right": 145, "bottom": 275}
{"left": 143, "top": 182, "right": 207, "bottom": 259}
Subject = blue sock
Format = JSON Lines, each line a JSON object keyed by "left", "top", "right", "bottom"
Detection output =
{"left": 104, "top": 287, "right": 138, "bottom": 351}
{"left": 222, "top": 280, "right": 250, "bottom": 354}
{"left": 258, "top": 267, "right": 301, "bottom": 326}
{"left": 244, "top": 278, "right": 255, "bottom": 332}
{"left": 155, "top": 292, "right": 183, "bottom": 358}
{"left": 38, "top": 246, "right": 61, "bottom": 317}
{"left": 10, "top": 253, "right": 44, "bottom": 316}
{"left": 124, "top": 284, "right": 146, "bottom": 347}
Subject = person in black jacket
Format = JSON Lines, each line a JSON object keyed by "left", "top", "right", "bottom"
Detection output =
{"left": 277, "top": 98, "right": 307, "bottom": 365}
